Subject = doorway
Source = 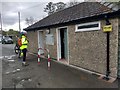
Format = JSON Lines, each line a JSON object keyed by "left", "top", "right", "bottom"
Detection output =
{"left": 57, "top": 27, "right": 68, "bottom": 63}
{"left": 38, "top": 31, "right": 44, "bottom": 54}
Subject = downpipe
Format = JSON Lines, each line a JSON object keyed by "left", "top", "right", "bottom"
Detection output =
{"left": 103, "top": 15, "right": 111, "bottom": 80}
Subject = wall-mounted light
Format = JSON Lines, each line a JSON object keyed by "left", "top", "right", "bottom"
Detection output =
{"left": 46, "top": 28, "right": 50, "bottom": 34}
{"left": 105, "top": 15, "right": 111, "bottom": 25}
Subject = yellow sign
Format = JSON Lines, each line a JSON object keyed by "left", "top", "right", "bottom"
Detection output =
{"left": 103, "top": 25, "right": 112, "bottom": 32}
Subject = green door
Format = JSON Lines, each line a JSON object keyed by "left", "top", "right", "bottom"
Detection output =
{"left": 64, "top": 29, "right": 68, "bottom": 59}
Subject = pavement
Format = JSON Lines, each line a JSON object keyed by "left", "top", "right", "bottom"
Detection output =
{"left": 2, "top": 53, "right": 120, "bottom": 89}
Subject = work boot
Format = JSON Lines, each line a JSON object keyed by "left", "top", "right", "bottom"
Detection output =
{"left": 22, "top": 62, "right": 29, "bottom": 66}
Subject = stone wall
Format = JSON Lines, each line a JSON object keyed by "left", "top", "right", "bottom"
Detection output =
{"left": 68, "top": 18, "right": 119, "bottom": 77}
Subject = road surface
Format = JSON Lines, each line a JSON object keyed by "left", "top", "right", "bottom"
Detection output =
{"left": 1, "top": 44, "right": 15, "bottom": 89}
{"left": 2, "top": 44, "right": 15, "bottom": 56}
{"left": 1, "top": 44, "right": 119, "bottom": 89}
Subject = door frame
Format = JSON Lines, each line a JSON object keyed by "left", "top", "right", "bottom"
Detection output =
{"left": 56, "top": 26, "right": 69, "bottom": 64}
{"left": 37, "top": 30, "right": 44, "bottom": 54}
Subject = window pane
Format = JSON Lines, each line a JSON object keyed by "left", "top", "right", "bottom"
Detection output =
{"left": 78, "top": 24, "right": 99, "bottom": 29}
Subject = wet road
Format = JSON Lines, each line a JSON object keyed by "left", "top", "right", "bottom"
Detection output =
{"left": 1, "top": 44, "right": 119, "bottom": 89}
{"left": 1, "top": 44, "right": 15, "bottom": 56}
{"left": 1, "top": 44, "right": 15, "bottom": 89}
{"left": 2, "top": 54, "right": 119, "bottom": 88}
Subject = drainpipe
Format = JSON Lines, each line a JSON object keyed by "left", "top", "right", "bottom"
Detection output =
{"left": 103, "top": 15, "right": 111, "bottom": 80}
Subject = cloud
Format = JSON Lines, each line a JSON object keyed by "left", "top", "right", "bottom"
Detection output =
{"left": 3, "top": 21, "right": 27, "bottom": 31}
{"left": 1, "top": 2, "right": 47, "bottom": 30}
{"left": 1, "top": 0, "right": 72, "bottom": 3}
{"left": 1, "top": 0, "right": 84, "bottom": 31}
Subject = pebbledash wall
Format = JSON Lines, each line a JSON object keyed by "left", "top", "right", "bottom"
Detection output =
{"left": 68, "top": 18, "right": 119, "bottom": 77}
{"left": 27, "top": 30, "right": 38, "bottom": 54}
{"left": 27, "top": 28, "right": 57, "bottom": 58}
{"left": 27, "top": 18, "right": 119, "bottom": 77}
{"left": 41, "top": 28, "right": 57, "bottom": 58}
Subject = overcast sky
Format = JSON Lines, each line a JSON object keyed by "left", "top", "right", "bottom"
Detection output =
{"left": 0, "top": 0, "right": 85, "bottom": 31}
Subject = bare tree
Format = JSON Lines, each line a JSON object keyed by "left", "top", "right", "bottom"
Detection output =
{"left": 67, "top": 0, "right": 79, "bottom": 7}
{"left": 44, "top": 2, "right": 66, "bottom": 15}
{"left": 25, "top": 17, "right": 34, "bottom": 26}
{"left": 55, "top": 2, "right": 66, "bottom": 12}
{"left": 44, "top": 2, "right": 56, "bottom": 15}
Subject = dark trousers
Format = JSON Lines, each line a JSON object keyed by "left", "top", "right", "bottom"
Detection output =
{"left": 22, "top": 48, "right": 27, "bottom": 62}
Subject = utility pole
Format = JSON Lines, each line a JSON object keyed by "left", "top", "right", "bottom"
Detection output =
{"left": 18, "top": 12, "right": 21, "bottom": 32}
{"left": 0, "top": 13, "right": 2, "bottom": 31}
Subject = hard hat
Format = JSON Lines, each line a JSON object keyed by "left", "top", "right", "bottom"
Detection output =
{"left": 20, "top": 31, "right": 27, "bottom": 35}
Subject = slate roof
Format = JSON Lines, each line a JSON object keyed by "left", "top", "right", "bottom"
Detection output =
{"left": 25, "top": 2, "right": 114, "bottom": 31}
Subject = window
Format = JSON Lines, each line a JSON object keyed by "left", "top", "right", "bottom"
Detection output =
{"left": 75, "top": 21, "right": 101, "bottom": 32}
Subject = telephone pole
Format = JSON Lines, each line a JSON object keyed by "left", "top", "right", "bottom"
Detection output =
{"left": 0, "top": 13, "right": 2, "bottom": 31}
{"left": 18, "top": 12, "right": 21, "bottom": 32}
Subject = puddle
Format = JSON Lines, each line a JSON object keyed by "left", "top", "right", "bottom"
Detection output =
{"left": 11, "top": 55, "right": 16, "bottom": 57}
{"left": 5, "top": 68, "right": 21, "bottom": 74}
{"left": 8, "top": 57, "right": 12, "bottom": 60}
{"left": 28, "top": 79, "right": 32, "bottom": 82}
{"left": 16, "top": 69, "right": 20, "bottom": 71}
{"left": 16, "top": 83, "right": 23, "bottom": 88}
{"left": 4, "top": 55, "right": 16, "bottom": 59}
{"left": 8, "top": 60, "right": 15, "bottom": 62}
{"left": 5, "top": 72, "right": 10, "bottom": 74}
{"left": 5, "top": 68, "right": 15, "bottom": 74}
{"left": 12, "top": 77, "right": 32, "bottom": 88}
{"left": 12, "top": 70, "right": 17, "bottom": 73}
{"left": 4, "top": 56, "right": 9, "bottom": 58}
{"left": 12, "top": 68, "right": 21, "bottom": 73}
{"left": 21, "top": 79, "right": 25, "bottom": 82}
{"left": 0, "top": 56, "right": 4, "bottom": 59}
{"left": 15, "top": 78, "right": 32, "bottom": 88}
{"left": 21, "top": 77, "right": 32, "bottom": 82}
{"left": 17, "top": 77, "right": 21, "bottom": 79}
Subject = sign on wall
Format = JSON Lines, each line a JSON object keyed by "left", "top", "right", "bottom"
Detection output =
{"left": 45, "top": 34, "right": 54, "bottom": 45}
{"left": 103, "top": 25, "right": 112, "bottom": 32}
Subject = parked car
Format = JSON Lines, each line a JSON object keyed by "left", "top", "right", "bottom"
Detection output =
{"left": 2, "top": 37, "right": 13, "bottom": 44}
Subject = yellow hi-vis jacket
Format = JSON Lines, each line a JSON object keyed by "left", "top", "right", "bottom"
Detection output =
{"left": 20, "top": 35, "right": 28, "bottom": 50}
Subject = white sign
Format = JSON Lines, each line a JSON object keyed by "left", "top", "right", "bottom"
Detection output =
{"left": 46, "top": 34, "right": 54, "bottom": 45}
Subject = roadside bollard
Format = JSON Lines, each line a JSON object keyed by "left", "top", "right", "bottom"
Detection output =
{"left": 38, "top": 48, "right": 51, "bottom": 70}
{"left": 38, "top": 49, "right": 40, "bottom": 64}
{"left": 47, "top": 53, "right": 51, "bottom": 70}
{"left": 38, "top": 55, "right": 40, "bottom": 64}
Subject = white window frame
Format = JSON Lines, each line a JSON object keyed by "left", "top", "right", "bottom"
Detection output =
{"left": 75, "top": 21, "right": 101, "bottom": 32}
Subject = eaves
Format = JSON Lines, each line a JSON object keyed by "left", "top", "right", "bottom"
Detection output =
{"left": 24, "top": 9, "right": 120, "bottom": 31}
